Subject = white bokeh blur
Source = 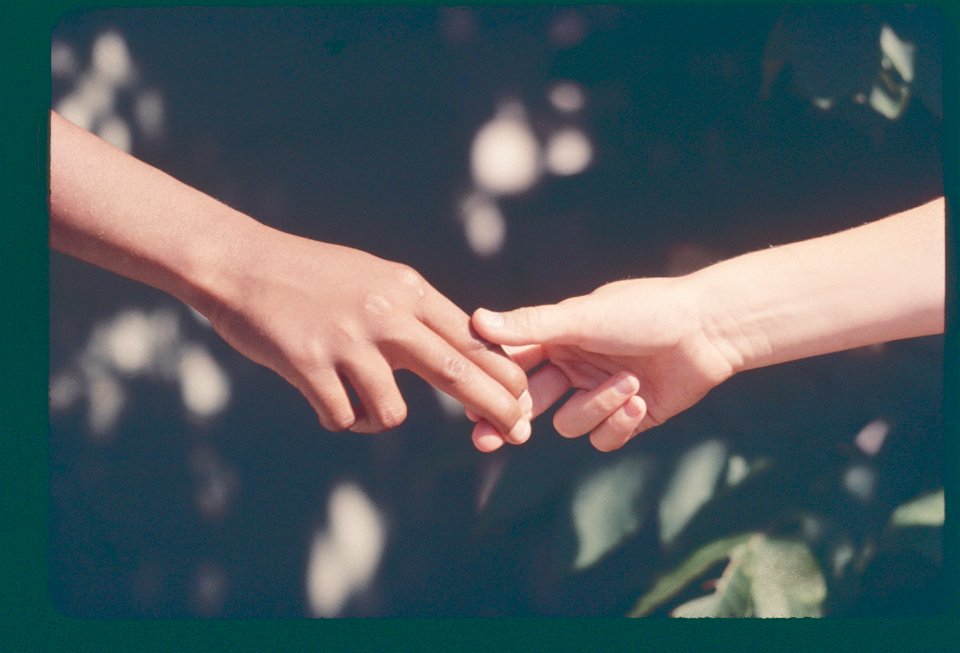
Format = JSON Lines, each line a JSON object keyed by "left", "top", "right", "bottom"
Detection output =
{"left": 460, "top": 192, "right": 507, "bottom": 257}
{"left": 53, "top": 30, "right": 164, "bottom": 153}
{"left": 853, "top": 418, "right": 889, "bottom": 457}
{"left": 548, "top": 81, "right": 586, "bottom": 113}
{"left": 49, "top": 307, "right": 232, "bottom": 438}
{"left": 470, "top": 101, "right": 541, "bottom": 196}
{"left": 544, "top": 128, "right": 593, "bottom": 176}
{"left": 306, "top": 482, "right": 387, "bottom": 617}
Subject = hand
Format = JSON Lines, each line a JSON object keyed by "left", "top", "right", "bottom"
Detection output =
{"left": 200, "top": 225, "right": 532, "bottom": 439}
{"left": 468, "top": 277, "right": 737, "bottom": 451}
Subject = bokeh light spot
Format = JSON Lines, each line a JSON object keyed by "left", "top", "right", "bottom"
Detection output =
{"left": 842, "top": 464, "right": 876, "bottom": 503}
{"left": 461, "top": 193, "right": 507, "bottom": 257}
{"left": 548, "top": 81, "right": 586, "bottom": 113}
{"left": 97, "top": 116, "right": 132, "bottom": 153}
{"left": 92, "top": 31, "right": 134, "bottom": 86}
{"left": 179, "top": 344, "right": 230, "bottom": 418}
{"left": 853, "top": 419, "right": 889, "bottom": 457}
{"left": 87, "top": 368, "right": 125, "bottom": 437}
{"left": 307, "top": 482, "right": 386, "bottom": 617}
{"left": 470, "top": 102, "right": 541, "bottom": 196}
{"left": 49, "top": 371, "right": 83, "bottom": 412}
{"left": 134, "top": 89, "right": 164, "bottom": 140}
{"left": 544, "top": 128, "right": 593, "bottom": 176}
{"left": 102, "top": 310, "right": 153, "bottom": 373}
{"left": 51, "top": 41, "right": 78, "bottom": 79}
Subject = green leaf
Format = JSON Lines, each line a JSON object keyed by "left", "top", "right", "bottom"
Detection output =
{"left": 748, "top": 537, "right": 826, "bottom": 618}
{"left": 672, "top": 545, "right": 754, "bottom": 617}
{"left": 571, "top": 454, "right": 657, "bottom": 571}
{"left": 633, "top": 534, "right": 827, "bottom": 618}
{"left": 628, "top": 532, "right": 752, "bottom": 617}
{"left": 888, "top": 489, "right": 944, "bottom": 529}
{"left": 658, "top": 439, "right": 728, "bottom": 546}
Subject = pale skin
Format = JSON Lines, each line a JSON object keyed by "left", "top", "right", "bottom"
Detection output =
{"left": 49, "top": 110, "right": 533, "bottom": 440}
{"left": 470, "top": 197, "right": 945, "bottom": 452}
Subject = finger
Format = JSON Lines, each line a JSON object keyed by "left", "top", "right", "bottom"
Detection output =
{"left": 553, "top": 372, "right": 640, "bottom": 438}
{"left": 467, "top": 388, "right": 533, "bottom": 422}
{"left": 338, "top": 356, "right": 408, "bottom": 433}
{"left": 502, "top": 344, "right": 547, "bottom": 371}
{"left": 472, "top": 302, "right": 584, "bottom": 346}
{"left": 527, "top": 362, "right": 573, "bottom": 418}
{"left": 472, "top": 420, "right": 507, "bottom": 452}
{"left": 464, "top": 344, "right": 543, "bottom": 422}
{"left": 390, "top": 324, "right": 530, "bottom": 443}
{"left": 468, "top": 360, "right": 570, "bottom": 435}
{"left": 589, "top": 395, "right": 647, "bottom": 452}
{"left": 420, "top": 290, "right": 529, "bottom": 399}
{"left": 296, "top": 368, "right": 357, "bottom": 432}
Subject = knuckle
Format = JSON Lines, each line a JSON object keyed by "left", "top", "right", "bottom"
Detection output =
{"left": 517, "top": 306, "right": 543, "bottom": 331}
{"left": 503, "top": 363, "right": 528, "bottom": 394}
{"left": 296, "top": 335, "right": 345, "bottom": 369}
{"left": 362, "top": 292, "right": 395, "bottom": 320}
{"left": 325, "top": 409, "right": 356, "bottom": 431}
{"left": 439, "top": 354, "right": 470, "bottom": 386}
{"left": 376, "top": 401, "right": 408, "bottom": 430}
{"left": 393, "top": 264, "right": 427, "bottom": 298}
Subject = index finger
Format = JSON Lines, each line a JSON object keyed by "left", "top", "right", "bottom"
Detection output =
{"left": 388, "top": 323, "right": 531, "bottom": 442}
{"left": 469, "top": 361, "right": 572, "bottom": 452}
{"left": 418, "top": 289, "right": 530, "bottom": 399}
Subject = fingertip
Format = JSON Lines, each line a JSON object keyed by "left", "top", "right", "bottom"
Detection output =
{"left": 505, "top": 417, "right": 532, "bottom": 445}
{"left": 624, "top": 395, "right": 646, "bottom": 419}
{"left": 519, "top": 390, "right": 533, "bottom": 419}
{"left": 589, "top": 396, "right": 646, "bottom": 452}
{"left": 613, "top": 372, "right": 641, "bottom": 397}
{"left": 473, "top": 308, "right": 504, "bottom": 331}
{"left": 472, "top": 421, "right": 506, "bottom": 452}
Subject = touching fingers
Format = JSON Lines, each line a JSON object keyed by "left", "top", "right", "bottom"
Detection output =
{"left": 420, "top": 289, "right": 529, "bottom": 400}
{"left": 467, "top": 361, "right": 570, "bottom": 452}
{"left": 391, "top": 324, "right": 530, "bottom": 443}
{"left": 472, "top": 302, "right": 582, "bottom": 347}
{"left": 472, "top": 420, "right": 509, "bottom": 452}
{"left": 589, "top": 395, "right": 647, "bottom": 452}
{"left": 553, "top": 371, "right": 640, "bottom": 438}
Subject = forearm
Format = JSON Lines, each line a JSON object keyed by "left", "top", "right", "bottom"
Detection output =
{"left": 49, "top": 110, "right": 258, "bottom": 314}
{"left": 691, "top": 197, "right": 945, "bottom": 373}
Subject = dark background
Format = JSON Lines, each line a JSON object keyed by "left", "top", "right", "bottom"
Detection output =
{"left": 48, "top": 5, "right": 944, "bottom": 617}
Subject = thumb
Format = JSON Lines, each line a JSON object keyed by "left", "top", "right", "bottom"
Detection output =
{"left": 472, "top": 303, "right": 578, "bottom": 346}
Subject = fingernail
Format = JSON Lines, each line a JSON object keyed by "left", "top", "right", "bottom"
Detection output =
{"left": 615, "top": 375, "right": 639, "bottom": 396}
{"left": 477, "top": 309, "right": 504, "bottom": 328}
{"left": 624, "top": 395, "right": 644, "bottom": 419}
{"left": 508, "top": 418, "right": 532, "bottom": 444}
{"left": 473, "top": 422, "right": 506, "bottom": 453}
{"left": 519, "top": 390, "right": 533, "bottom": 418}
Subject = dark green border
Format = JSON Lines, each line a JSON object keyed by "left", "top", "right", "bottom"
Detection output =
{"left": 2, "top": 1, "right": 958, "bottom": 651}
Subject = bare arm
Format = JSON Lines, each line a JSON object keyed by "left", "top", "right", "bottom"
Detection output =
{"left": 695, "top": 198, "right": 944, "bottom": 373}
{"left": 50, "top": 110, "right": 532, "bottom": 439}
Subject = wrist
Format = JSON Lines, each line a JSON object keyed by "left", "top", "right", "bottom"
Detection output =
{"left": 167, "top": 201, "right": 269, "bottom": 319}
{"left": 684, "top": 264, "right": 770, "bottom": 377}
